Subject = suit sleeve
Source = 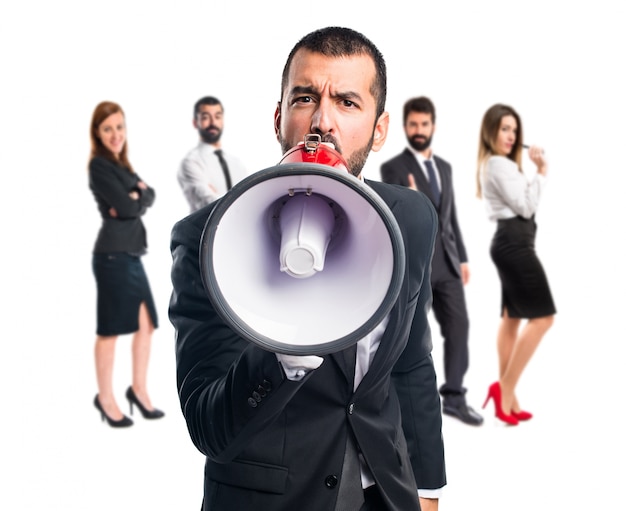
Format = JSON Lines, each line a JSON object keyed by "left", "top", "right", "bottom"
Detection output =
{"left": 391, "top": 191, "right": 447, "bottom": 490}
{"left": 449, "top": 190, "right": 468, "bottom": 263}
{"left": 380, "top": 160, "right": 405, "bottom": 186}
{"left": 444, "top": 161, "right": 468, "bottom": 264}
{"left": 89, "top": 158, "right": 152, "bottom": 218}
{"left": 135, "top": 173, "right": 156, "bottom": 209}
{"left": 168, "top": 210, "right": 311, "bottom": 463}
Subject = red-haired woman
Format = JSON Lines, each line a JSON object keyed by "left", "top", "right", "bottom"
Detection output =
{"left": 476, "top": 103, "right": 556, "bottom": 426}
{"left": 88, "top": 101, "right": 163, "bottom": 427}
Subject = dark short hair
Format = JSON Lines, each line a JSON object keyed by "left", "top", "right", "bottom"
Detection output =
{"left": 194, "top": 96, "right": 222, "bottom": 117}
{"left": 403, "top": 96, "right": 436, "bottom": 124}
{"left": 280, "top": 27, "right": 387, "bottom": 119}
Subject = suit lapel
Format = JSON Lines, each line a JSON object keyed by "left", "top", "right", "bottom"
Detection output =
{"left": 328, "top": 342, "right": 356, "bottom": 387}
{"left": 347, "top": 182, "right": 411, "bottom": 387}
{"left": 366, "top": 193, "right": 409, "bottom": 376}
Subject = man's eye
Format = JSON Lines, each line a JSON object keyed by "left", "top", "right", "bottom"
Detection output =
{"left": 295, "top": 96, "right": 312, "bottom": 104}
{"left": 343, "top": 100, "right": 355, "bottom": 108}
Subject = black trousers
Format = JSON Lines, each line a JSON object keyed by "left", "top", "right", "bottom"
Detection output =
{"left": 430, "top": 242, "right": 469, "bottom": 402}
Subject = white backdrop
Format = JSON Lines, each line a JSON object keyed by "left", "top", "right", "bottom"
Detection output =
{"left": 1, "top": 1, "right": 624, "bottom": 509}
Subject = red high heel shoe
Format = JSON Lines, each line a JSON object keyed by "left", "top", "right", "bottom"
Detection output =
{"left": 482, "top": 382, "right": 518, "bottom": 426}
{"left": 511, "top": 410, "right": 533, "bottom": 421}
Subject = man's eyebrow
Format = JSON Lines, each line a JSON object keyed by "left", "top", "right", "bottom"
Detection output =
{"left": 334, "top": 90, "right": 364, "bottom": 104}
{"left": 288, "top": 85, "right": 318, "bottom": 97}
{"left": 288, "top": 85, "right": 364, "bottom": 104}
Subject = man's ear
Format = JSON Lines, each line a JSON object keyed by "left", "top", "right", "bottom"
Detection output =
{"left": 274, "top": 102, "right": 281, "bottom": 142}
{"left": 371, "top": 111, "right": 389, "bottom": 152}
{"left": 192, "top": 118, "right": 198, "bottom": 130}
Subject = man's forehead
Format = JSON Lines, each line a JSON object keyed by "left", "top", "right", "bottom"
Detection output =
{"left": 198, "top": 105, "right": 223, "bottom": 114}
{"left": 286, "top": 50, "right": 376, "bottom": 95}
{"left": 408, "top": 112, "right": 433, "bottom": 123}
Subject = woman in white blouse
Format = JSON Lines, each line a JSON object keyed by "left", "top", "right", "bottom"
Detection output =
{"left": 476, "top": 104, "right": 556, "bottom": 426}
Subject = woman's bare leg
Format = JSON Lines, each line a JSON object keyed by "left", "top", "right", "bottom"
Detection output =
{"left": 500, "top": 312, "right": 554, "bottom": 413}
{"left": 95, "top": 335, "right": 124, "bottom": 419}
{"left": 130, "top": 302, "right": 156, "bottom": 409}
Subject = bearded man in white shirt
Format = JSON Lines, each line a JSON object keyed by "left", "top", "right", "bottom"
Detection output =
{"left": 177, "top": 96, "right": 248, "bottom": 212}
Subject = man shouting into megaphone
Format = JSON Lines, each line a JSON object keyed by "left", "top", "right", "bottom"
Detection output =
{"left": 169, "top": 26, "right": 446, "bottom": 511}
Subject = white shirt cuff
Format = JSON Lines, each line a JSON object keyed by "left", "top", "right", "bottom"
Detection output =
{"left": 418, "top": 487, "right": 443, "bottom": 499}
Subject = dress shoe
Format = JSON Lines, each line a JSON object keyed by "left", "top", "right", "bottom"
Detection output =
{"left": 126, "top": 386, "right": 165, "bottom": 419}
{"left": 511, "top": 409, "right": 533, "bottom": 421}
{"left": 94, "top": 395, "right": 133, "bottom": 428}
{"left": 442, "top": 401, "right": 484, "bottom": 426}
{"left": 482, "top": 382, "right": 518, "bottom": 426}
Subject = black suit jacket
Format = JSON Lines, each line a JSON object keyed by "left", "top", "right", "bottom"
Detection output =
{"left": 89, "top": 156, "right": 155, "bottom": 254}
{"left": 169, "top": 178, "right": 446, "bottom": 511}
{"left": 381, "top": 149, "right": 467, "bottom": 277}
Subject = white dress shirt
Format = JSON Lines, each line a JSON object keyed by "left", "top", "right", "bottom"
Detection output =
{"left": 177, "top": 141, "right": 248, "bottom": 212}
{"left": 480, "top": 155, "right": 546, "bottom": 221}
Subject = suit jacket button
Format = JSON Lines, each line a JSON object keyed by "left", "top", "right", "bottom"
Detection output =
{"left": 247, "top": 397, "right": 258, "bottom": 408}
{"left": 252, "top": 391, "right": 262, "bottom": 402}
{"left": 325, "top": 475, "right": 338, "bottom": 488}
{"left": 262, "top": 379, "right": 272, "bottom": 392}
{"left": 348, "top": 403, "right": 355, "bottom": 415}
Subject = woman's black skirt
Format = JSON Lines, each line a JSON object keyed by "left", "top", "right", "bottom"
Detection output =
{"left": 92, "top": 252, "right": 159, "bottom": 336}
{"left": 490, "top": 216, "right": 556, "bottom": 319}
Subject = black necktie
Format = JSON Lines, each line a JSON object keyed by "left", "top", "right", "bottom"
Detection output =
{"left": 335, "top": 431, "right": 365, "bottom": 511}
{"left": 214, "top": 149, "right": 233, "bottom": 191}
{"left": 334, "top": 344, "right": 364, "bottom": 511}
{"left": 423, "top": 159, "right": 440, "bottom": 207}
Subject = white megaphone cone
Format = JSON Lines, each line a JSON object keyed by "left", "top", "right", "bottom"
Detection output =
{"left": 199, "top": 134, "right": 405, "bottom": 356}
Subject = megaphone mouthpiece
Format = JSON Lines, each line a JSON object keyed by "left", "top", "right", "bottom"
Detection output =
{"left": 280, "top": 134, "right": 349, "bottom": 172}
{"left": 278, "top": 193, "right": 336, "bottom": 279}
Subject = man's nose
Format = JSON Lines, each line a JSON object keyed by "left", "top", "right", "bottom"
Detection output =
{"left": 310, "top": 101, "right": 334, "bottom": 135}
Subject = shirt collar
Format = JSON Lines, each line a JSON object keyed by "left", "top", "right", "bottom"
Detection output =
{"left": 407, "top": 145, "right": 434, "bottom": 165}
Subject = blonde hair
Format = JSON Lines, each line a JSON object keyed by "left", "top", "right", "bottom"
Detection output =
{"left": 476, "top": 103, "right": 523, "bottom": 198}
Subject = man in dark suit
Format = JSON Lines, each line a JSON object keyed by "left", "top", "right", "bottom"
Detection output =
{"left": 381, "top": 97, "right": 483, "bottom": 426}
{"left": 169, "top": 28, "right": 446, "bottom": 511}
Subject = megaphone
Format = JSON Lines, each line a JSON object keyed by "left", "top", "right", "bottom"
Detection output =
{"left": 200, "top": 134, "right": 405, "bottom": 356}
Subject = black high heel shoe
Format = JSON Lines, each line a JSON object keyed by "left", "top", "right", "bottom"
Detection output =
{"left": 126, "top": 386, "right": 165, "bottom": 419}
{"left": 94, "top": 395, "right": 133, "bottom": 428}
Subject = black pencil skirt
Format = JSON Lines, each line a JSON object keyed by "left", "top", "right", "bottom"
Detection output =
{"left": 92, "top": 252, "right": 159, "bottom": 336}
{"left": 490, "top": 216, "right": 556, "bottom": 319}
